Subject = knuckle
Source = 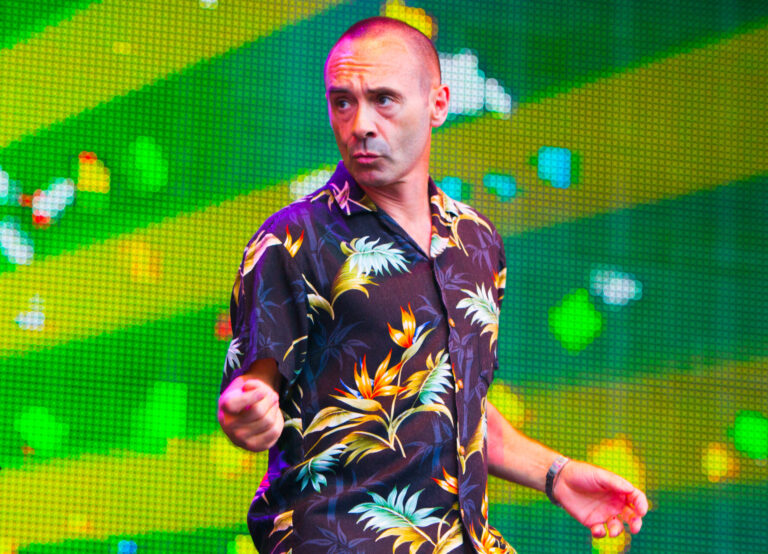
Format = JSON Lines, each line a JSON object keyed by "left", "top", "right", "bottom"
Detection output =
{"left": 232, "top": 427, "right": 248, "bottom": 443}
{"left": 243, "top": 436, "right": 262, "bottom": 451}
{"left": 220, "top": 395, "right": 240, "bottom": 414}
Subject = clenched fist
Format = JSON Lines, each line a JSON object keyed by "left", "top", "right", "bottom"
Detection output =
{"left": 218, "top": 359, "right": 283, "bottom": 452}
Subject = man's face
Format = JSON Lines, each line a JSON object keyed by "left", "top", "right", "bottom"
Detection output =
{"left": 324, "top": 35, "right": 443, "bottom": 189}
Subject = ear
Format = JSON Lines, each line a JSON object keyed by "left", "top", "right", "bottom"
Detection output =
{"left": 430, "top": 84, "right": 450, "bottom": 128}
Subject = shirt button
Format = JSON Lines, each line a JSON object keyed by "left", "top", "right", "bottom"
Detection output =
{"left": 448, "top": 318, "right": 456, "bottom": 327}
{"left": 458, "top": 445, "right": 466, "bottom": 456}
{"left": 456, "top": 379, "right": 464, "bottom": 390}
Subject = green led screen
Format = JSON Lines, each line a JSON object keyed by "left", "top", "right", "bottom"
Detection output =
{"left": 1, "top": 1, "right": 767, "bottom": 552}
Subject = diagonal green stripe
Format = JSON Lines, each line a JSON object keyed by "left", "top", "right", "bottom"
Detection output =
{"left": 0, "top": 0, "right": 100, "bottom": 50}
{"left": 0, "top": 0, "right": 344, "bottom": 149}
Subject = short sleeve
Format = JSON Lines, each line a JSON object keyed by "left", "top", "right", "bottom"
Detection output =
{"left": 489, "top": 226, "right": 506, "bottom": 381}
{"left": 496, "top": 228, "right": 507, "bottom": 311}
{"left": 221, "top": 227, "right": 308, "bottom": 395}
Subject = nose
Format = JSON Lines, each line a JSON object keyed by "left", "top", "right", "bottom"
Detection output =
{"left": 351, "top": 102, "right": 377, "bottom": 139}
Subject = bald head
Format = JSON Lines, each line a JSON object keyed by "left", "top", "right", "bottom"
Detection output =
{"left": 325, "top": 17, "right": 441, "bottom": 91}
{"left": 323, "top": 16, "right": 450, "bottom": 191}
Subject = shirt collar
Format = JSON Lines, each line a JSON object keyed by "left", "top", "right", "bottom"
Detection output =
{"left": 321, "top": 161, "right": 461, "bottom": 225}
{"left": 322, "top": 161, "right": 378, "bottom": 217}
{"left": 428, "top": 178, "right": 461, "bottom": 224}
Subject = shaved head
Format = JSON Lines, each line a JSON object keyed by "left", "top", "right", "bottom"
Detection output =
{"left": 325, "top": 16, "right": 441, "bottom": 90}
{"left": 323, "top": 16, "right": 450, "bottom": 192}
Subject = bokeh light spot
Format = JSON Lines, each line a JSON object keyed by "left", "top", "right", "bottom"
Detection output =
{"left": 15, "top": 294, "right": 45, "bottom": 331}
{"left": 487, "top": 380, "right": 526, "bottom": 428}
{"left": 117, "top": 539, "right": 138, "bottom": 554}
{"left": 130, "top": 381, "right": 188, "bottom": 453}
{"left": 548, "top": 288, "right": 603, "bottom": 352}
{"left": 591, "top": 531, "right": 631, "bottom": 554}
{"left": 0, "top": 217, "right": 34, "bottom": 265}
{"left": 730, "top": 410, "right": 768, "bottom": 460}
{"left": 587, "top": 435, "right": 646, "bottom": 492}
{"left": 382, "top": 0, "right": 435, "bottom": 38}
{"left": 227, "top": 534, "right": 257, "bottom": 554}
{"left": 13, "top": 405, "right": 69, "bottom": 457}
{"left": 537, "top": 146, "right": 573, "bottom": 189}
{"left": 76, "top": 151, "right": 111, "bottom": 194}
{"left": 125, "top": 136, "right": 169, "bottom": 194}
{"left": 702, "top": 442, "right": 739, "bottom": 482}
{"left": 439, "top": 176, "right": 463, "bottom": 201}
{"left": 483, "top": 173, "right": 516, "bottom": 201}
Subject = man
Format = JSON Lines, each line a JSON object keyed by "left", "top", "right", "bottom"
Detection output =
{"left": 219, "top": 16, "right": 648, "bottom": 553}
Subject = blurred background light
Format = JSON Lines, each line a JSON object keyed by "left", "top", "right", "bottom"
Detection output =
{"left": 548, "top": 288, "right": 603, "bottom": 352}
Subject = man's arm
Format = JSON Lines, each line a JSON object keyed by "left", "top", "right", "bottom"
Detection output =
{"left": 218, "top": 358, "right": 283, "bottom": 452}
{"left": 487, "top": 401, "right": 648, "bottom": 538}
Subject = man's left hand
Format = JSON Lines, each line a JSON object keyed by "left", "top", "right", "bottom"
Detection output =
{"left": 554, "top": 461, "right": 649, "bottom": 538}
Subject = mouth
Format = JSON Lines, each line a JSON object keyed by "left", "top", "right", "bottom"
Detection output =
{"left": 352, "top": 152, "right": 381, "bottom": 164}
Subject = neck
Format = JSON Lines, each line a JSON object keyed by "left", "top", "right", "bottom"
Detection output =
{"left": 359, "top": 172, "right": 432, "bottom": 255}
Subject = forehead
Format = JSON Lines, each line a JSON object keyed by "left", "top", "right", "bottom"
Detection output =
{"left": 325, "top": 35, "right": 420, "bottom": 89}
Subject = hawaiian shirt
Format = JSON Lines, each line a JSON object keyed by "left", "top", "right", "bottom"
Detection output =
{"left": 222, "top": 162, "right": 515, "bottom": 553}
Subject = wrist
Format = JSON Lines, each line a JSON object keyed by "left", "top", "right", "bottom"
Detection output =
{"left": 545, "top": 455, "right": 570, "bottom": 506}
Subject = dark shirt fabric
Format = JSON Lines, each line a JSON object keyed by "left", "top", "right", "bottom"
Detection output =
{"left": 222, "top": 162, "right": 515, "bottom": 553}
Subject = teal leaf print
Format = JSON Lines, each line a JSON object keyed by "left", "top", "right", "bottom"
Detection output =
{"left": 342, "top": 236, "right": 409, "bottom": 276}
{"left": 297, "top": 443, "right": 345, "bottom": 492}
{"left": 350, "top": 485, "right": 442, "bottom": 552}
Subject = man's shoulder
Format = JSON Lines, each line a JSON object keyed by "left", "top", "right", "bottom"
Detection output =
{"left": 457, "top": 198, "right": 498, "bottom": 232}
{"left": 258, "top": 164, "right": 373, "bottom": 235}
{"left": 431, "top": 186, "right": 501, "bottom": 240}
{"left": 260, "top": 185, "right": 334, "bottom": 232}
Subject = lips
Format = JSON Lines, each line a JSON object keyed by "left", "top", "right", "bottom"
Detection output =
{"left": 353, "top": 152, "right": 380, "bottom": 161}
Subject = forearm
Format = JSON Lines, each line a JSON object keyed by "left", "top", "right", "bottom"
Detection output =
{"left": 486, "top": 400, "right": 561, "bottom": 492}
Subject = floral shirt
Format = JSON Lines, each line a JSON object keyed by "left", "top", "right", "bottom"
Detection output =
{"left": 222, "top": 162, "right": 515, "bottom": 553}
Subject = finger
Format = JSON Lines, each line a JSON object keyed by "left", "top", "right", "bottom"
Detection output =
{"left": 221, "top": 378, "right": 278, "bottom": 415}
{"left": 242, "top": 379, "right": 280, "bottom": 407}
{"left": 236, "top": 405, "right": 280, "bottom": 437}
{"left": 231, "top": 398, "right": 282, "bottom": 436}
{"left": 220, "top": 386, "right": 266, "bottom": 415}
{"left": 619, "top": 503, "right": 644, "bottom": 535}
{"left": 234, "top": 402, "right": 284, "bottom": 450}
{"left": 590, "top": 523, "right": 607, "bottom": 538}
{"left": 606, "top": 516, "right": 624, "bottom": 538}
{"left": 240, "top": 389, "right": 280, "bottom": 423}
{"left": 627, "top": 488, "right": 649, "bottom": 517}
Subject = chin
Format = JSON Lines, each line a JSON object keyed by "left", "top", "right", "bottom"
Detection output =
{"left": 348, "top": 166, "right": 389, "bottom": 188}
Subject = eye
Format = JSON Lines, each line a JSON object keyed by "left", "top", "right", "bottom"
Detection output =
{"left": 377, "top": 95, "right": 393, "bottom": 106}
{"left": 334, "top": 98, "right": 351, "bottom": 110}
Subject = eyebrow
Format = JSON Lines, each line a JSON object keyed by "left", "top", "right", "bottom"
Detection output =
{"left": 327, "top": 86, "right": 401, "bottom": 98}
{"left": 327, "top": 86, "right": 350, "bottom": 95}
